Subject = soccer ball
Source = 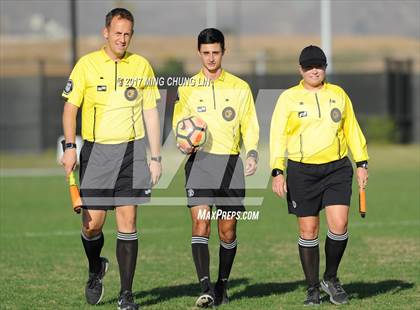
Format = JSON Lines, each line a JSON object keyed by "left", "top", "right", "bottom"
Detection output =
{"left": 176, "top": 116, "right": 207, "bottom": 154}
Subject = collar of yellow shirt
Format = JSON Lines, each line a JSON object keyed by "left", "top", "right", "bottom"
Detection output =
{"left": 197, "top": 68, "right": 226, "bottom": 82}
{"left": 99, "top": 46, "right": 130, "bottom": 63}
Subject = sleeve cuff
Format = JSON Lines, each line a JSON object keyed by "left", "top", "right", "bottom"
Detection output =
{"left": 272, "top": 157, "right": 285, "bottom": 171}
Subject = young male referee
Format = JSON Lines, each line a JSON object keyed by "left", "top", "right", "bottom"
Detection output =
{"left": 270, "top": 45, "right": 369, "bottom": 306}
{"left": 172, "top": 28, "right": 259, "bottom": 308}
{"left": 61, "top": 8, "right": 161, "bottom": 310}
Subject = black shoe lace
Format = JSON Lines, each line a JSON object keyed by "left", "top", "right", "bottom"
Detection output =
{"left": 121, "top": 291, "right": 134, "bottom": 304}
{"left": 308, "top": 287, "right": 317, "bottom": 295}
{"left": 307, "top": 286, "right": 319, "bottom": 298}
{"left": 332, "top": 278, "right": 345, "bottom": 294}
{"left": 87, "top": 275, "right": 100, "bottom": 289}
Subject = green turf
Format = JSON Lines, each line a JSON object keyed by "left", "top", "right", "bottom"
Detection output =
{"left": 0, "top": 145, "right": 419, "bottom": 309}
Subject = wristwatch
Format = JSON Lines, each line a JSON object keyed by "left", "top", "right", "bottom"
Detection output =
{"left": 271, "top": 168, "right": 283, "bottom": 177}
{"left": 356, "top": 161, "right": 368, "bottom": 169}
{"left": 61, "top": 140, "right": 77, "bottom": 151}
{"left": 151, "top": 156, "right": 162, "bottom": 163}
{"left": 247, "top": 150, "right": 259, "bottom": 163}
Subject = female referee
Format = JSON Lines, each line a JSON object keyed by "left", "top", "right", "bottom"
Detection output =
{"left": 270, "top": 45, "right": 369, "bottom": 306}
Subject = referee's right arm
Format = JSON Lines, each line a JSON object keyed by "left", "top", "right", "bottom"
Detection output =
{"left": 172, "top": 88, "right": 191, "bottom": 133}
{"left": 61, "top": 103, "right": 79, "bottom": 176}
{"left": 270, "top": 93, "right": 289, "bottom": 198}
{"left": 61, "top": 59, "right": 85, "bottom": 176}
{"left": 270, "top": 93, "right": 289, "bottom": 172}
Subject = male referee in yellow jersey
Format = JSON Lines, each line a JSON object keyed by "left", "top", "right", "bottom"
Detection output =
{"left": 173, "top": 28, "right": 259, "bottom": 308}
{"left": 61, "top": 8, "right": 161, "bottom": 310}
{"left": 270, "top": 45, "right": 369, "bottom": 306}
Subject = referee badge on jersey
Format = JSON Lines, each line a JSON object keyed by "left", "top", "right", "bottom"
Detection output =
{"left": 330, "top": 108, "right": 342, "bottom": 123}
{"left": 124, "top": 87, "right": 138, "bottom": 101}
{"left": 63, "top": 79, "right": 73, "bottom": 94}
{"left": 222, "top": 107, "right": 235, "bottom": 121}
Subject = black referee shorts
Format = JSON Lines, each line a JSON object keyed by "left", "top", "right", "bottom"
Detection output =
{"left": 184, "top": 151, "right": 245, "bottom": 212}
{"left": 79, "top": 139, "right": 152, "bottom": 210}
{"left": 286, "top": 157, "right": 353, "bottom": 217}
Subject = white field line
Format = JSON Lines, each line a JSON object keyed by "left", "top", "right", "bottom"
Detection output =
{"left": 350, "top": 219, "right": 420, "bottom": 228}
{"left": 0, "top": 168, "right": 64, "bottom": 177}
{"left": 0, "top": 220, "right": 418, "bottom": 239}
{"left": 0, "top": 227, "right": 184, "bottom": 239}
{"left": 144, "top": 197, "right": 264, "bottom": 206}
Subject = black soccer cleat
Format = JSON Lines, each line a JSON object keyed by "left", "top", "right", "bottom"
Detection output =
{"left": 321, "top": 278, "right": 349, "bottom": 305}
{"left": 304, "top": 286, "right": 321, "bottom": 306}
{"left": 117, "top": 290, "right": 139, "bottom": 310}
{"left": 85, "top": 257, "right": 109, "bottom": 305}
{"left": 195, "top": 278, "right": 215, "bottom": 308}
{"left": 214, "top": 279, "right": 229, "bottom": 306}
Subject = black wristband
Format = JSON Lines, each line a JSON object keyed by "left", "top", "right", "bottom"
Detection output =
{"left": 151, "top": 156, "right": 162, "bottom": 163}
{"left": 271, "top": 168, "right": 283, "bottom": 177}
{"left": 247, "top": 150, "right": 259, "bottom": 162}
{"left": 61, "top": 140, "right": 76, "bottom": 151}
{"left": 356, "top": 161, "right": 368, "bottom": 169}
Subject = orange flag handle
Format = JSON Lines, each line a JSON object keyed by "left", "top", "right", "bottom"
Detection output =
{"left": 68, "top": 172, "right": 82, "bottom": 214}
{"left": 359, "top": 188, "right": 366, "bottom": 218}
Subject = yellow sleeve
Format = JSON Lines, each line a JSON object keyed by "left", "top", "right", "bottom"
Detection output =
{"left": 142, "top": 62, "right": 160, "bottom": 110}
{"left": 239, "top": 87, "right": 259, "bottom": 153}
{"left": 62, "top": 59, "right": 86, "bottom": 107}
{"left": 342, "top": 92, "right": 369, "bottom": 162}
{"left": 172, "top": 87, "right": 191, "bottom": 134}
{"left": 270, "top": 93, "right": 290, "bottom": 170}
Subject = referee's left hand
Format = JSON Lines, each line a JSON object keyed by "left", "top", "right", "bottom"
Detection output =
{"left": 356, "top": 167, "right": 368, "bottom": 189}
{"left": 149, "top": 161, "right": 162, "bottom": 186}
{"left": 272, "top": 174, "right": 287, "bottom": 198}
{"left": 245, "top": 157, "right": 257, "bottom": 176}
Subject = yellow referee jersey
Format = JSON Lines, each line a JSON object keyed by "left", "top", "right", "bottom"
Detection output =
{"left": 62, "top": 47, "right": 160, "bottom": 144}
{"left": 270, "top": 81, "right": 368, "bottom": 170}
{"left": 173, "top": 69, "right": 259, "bottom": 155}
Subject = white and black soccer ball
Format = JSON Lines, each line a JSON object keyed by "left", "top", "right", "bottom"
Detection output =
{"left": 176, "top": 116, "right": 207, "bottom": 154}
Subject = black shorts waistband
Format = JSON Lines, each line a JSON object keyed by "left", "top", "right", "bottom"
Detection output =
{"left": 83, "top": 138, "right": 145, "bottom": 147}
{"left": 288, "top": 157, "right": 349, "bottom": 168}
{"left": 188, "top": 151, "right": 239, "bottom": 159}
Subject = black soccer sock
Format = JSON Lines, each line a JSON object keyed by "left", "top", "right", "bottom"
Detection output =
{"left": 81, "top": 231, "right": 104, "bottom": 274}
{"left": 298, "top": 236, "right": 320, "bottom": 288}
{"left": 116, "top": 231, "right": 138, "bottom": 293}
{"left": 324, "top": 230, "right": 348, "bottom": 280}
{"left": 218, "top": 239, "right": 237, "bottom": 282}
{"left": 191, "top": 236, "right": 210, "bottom": 291}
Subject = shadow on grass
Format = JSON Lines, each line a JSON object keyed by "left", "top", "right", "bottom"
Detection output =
{"left": 233, "top": 279, "right": 415, "bottom": 302}
{"left": 346, "top": 280, "right": 414, "bottom": 299}
{"left": 102, "top": 278, "right": 414, "bottom": 306}
{"left": 230, "top": 280, "right": 305, "bottom": 299}
{"left": 103, "top": 278, "right": 249, "bottom": 306}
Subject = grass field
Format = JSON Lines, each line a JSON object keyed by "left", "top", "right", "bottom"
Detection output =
{"left": 0, "top": 145, "right": 419, "bottom": 309}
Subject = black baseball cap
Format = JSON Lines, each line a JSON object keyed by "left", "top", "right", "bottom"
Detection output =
{"left": 299, "top": 45, "right": 327, "bottom": 67}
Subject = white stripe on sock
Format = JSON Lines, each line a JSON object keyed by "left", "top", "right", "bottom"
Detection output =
{"left": 192, "top": 236, "right": 209, "bottom": 244}
{"left": 117, "top": 231, "right": 138, "bottom": 241}
{"left": 81, "top": 231, "right": 102, "bottom": 241}
{"left": 220, "top": 239, "right": 237, "bottom": 249}
{"left": 327, "top": 230, "right": 348, "bottom": 241}
{"left": 298, "top": 237, "right": 319, "bottom": 247}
